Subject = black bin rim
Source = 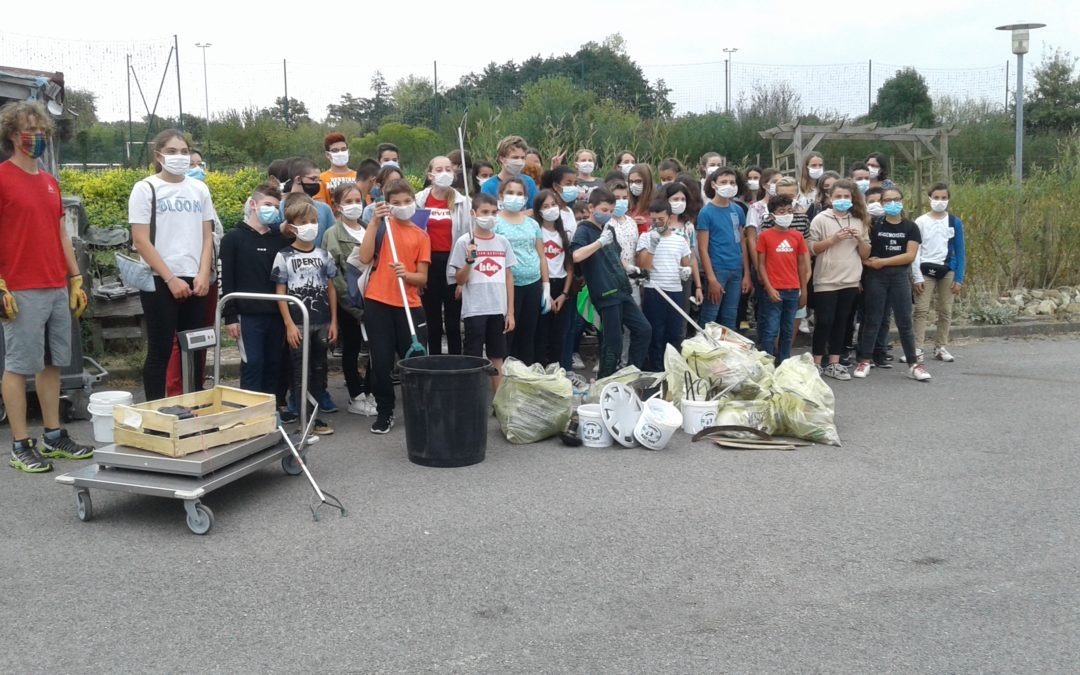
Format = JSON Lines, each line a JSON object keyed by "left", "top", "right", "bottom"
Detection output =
{"left": 398, "top": 355, "right": 494, "bottom": 376}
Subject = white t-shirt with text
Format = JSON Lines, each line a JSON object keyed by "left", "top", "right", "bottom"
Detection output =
{"left": 127, "top": 176, "right": 217, "bottom": 278}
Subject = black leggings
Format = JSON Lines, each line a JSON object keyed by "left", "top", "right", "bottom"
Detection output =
{"left": 140, "top": 277, "right": 208, "bottom": 400}
{"left": 534, "top": 278, "right": 570, "bottom": 366}
{"left": 812, "top": 287, "right": 858, "bottom": 358}
{"left": 337, "top": 309, "right": 368, "bottom": 399}
{"left": 508, "top": 279, "right": 542, "bottom": 365}
{"left": 421, "top": 251, "right": 462, "bottom": 355}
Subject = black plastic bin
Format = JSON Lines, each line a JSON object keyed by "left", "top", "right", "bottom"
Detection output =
{"left": 399, "top": 355, "right": 495, "bottom": 468}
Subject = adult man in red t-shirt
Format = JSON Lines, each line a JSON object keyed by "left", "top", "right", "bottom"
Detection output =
{"left": 0, "top": 101, "right": 93, "bottom": 473}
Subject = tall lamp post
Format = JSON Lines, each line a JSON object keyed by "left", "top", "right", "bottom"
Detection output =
{"left": 195, "top": 42, "right": 212, "bottom": 167}
{"left": 996, "top": 22, "right": 1045, "bottom": 185}
{"left": 723, "top": 47, "right": 739, "bottom": 114}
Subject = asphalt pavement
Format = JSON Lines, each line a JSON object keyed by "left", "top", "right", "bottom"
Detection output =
{"left": 2, "top": 336, "right": 1078, "bottom": 673}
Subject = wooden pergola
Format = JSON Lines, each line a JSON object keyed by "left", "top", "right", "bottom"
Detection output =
{"left": 759, "top": 121, "right": 960, "bottom": 210}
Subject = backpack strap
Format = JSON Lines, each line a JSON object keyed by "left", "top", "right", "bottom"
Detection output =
{"left": 144, "top": 179, "right": 157, "bottom": 246}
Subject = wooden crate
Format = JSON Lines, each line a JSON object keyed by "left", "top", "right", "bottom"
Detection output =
{"left": 112, "top": 386, "right": 277, "bottom": 457}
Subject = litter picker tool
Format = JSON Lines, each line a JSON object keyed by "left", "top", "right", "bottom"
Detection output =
{"left": 278, "top": 410, "right": 346, "bottom": 521}
{"left": 457, "top": 109, "right": 476, "bottom": 252}
{"left": 653, "top": 283, "right": 722, "bottom": 348}
{"left": 380, "top": 205, "right": 427, "bottom": 358}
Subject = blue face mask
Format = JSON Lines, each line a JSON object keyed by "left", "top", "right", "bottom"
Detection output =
{"left": 257, "top": 204, "right": 283, "bottom": 228}
{"left": 832, "top": 198, "right": 853, "bottom": 213}
{"left": 186, "top": 166, "right": 206, "bottom": 181}
{"left": 561, "top": 186, "right": 579, "bottom": 203}
{"left": 883, "top": 201, "right": 904, "bottom": 217}
{"left": 855, "top": 179, "right": 870, "bottom": 194}
{"left": 593, "top": 211, "right": 613, "bottom": 226}
{"left": 502, "top": 194, "right": 526, "bottom": 212}
{"left": 613, "top": 198, "right": 629, "bottom": 217}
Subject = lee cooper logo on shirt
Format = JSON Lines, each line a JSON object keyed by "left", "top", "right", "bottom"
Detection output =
{"left": 475, "top": 255, "right": 504, "bottom": 278}
{"left": 543, "top": 239, "right": 563, "bottom": 260}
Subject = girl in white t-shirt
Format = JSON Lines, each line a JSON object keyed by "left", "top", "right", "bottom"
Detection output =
{"left": 533, "top": 190, "right": 576, "bottom": 367}
{"left": 127, "top": 129, "right": 216, "bottom": 400}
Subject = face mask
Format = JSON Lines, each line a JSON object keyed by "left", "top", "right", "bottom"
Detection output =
{"left": 432, "top": 171, "right": 454, "bottom": 188}
{"left": 705, "top": 165, "right": 722, "bottom": 177}
{"left": 628, "top": 183, "right": 644, "bottom": 196}
{"left": 930, "top": 199, "right": 949, "bottom": 213}
{"left": 669, "top": 200, "right": 687, "bottom": 215}
{"left": 186, "top": 166, "right": 206, "bottom": 181}
{"left": 391, "top": 202, "right": 417, "bottom": 221}
{"left": 620, "top": 163, "right": 634, "bottom": 175}
{"left": 161, "top": 153, "right": 191, "bottom": 176}
{"left": 294, "top": 223, "right": 319, "bottom": 242}
{"left": 773, "top": 214, "right": 794, "bottom": 229}
{"left": 576, "top": 161, "right": 594, "bottom": 175}
{"left": 867, "top": 202, "right": 885, "bottom": 218}
{"left": 653, "top": 220, "right": 669, "bottom": 234}
{"left": 19, "top": 131, "right": 47, "bottom": 159}
{"left": 301, "top": 182, "right": 321, "bottom": 197}
{"left": 613, "top": 199, "right": 629, "bottom": 217}
{"left": 868, "top": 166, "right": 881, "bottom": 179}
{"left": 257, "top": 204, "right": 282, "bottom": 227}
{"left": 381, "top": 160, "right": 400, "bottom": 168}
{"left": 504, "top": 158, "right": 526, "bottom": 175}
{"left": 747, "top": 179, "right": 760, "bottom": 191}
{"left": 832, "top": 198, "right": 853, "bottom": 212}
{"left": 767, "top": 183, "right": 778, "bottom": 196}
{"left": 883, "top": 202, "right": 904, "bottom": 217}
{"left": 808, "top": 167, "right": 824, "bottom": 180}
{"left": 330, "top": 150, "right": 350, "bottom": 167}
{"left": 717, "top": 185, "right": 738, "bottom": 199}
{"left": 501, "top": 194, "right": 526, "bottom": 212}
{"left": 341, "top": 203, "right": 365, "bottom": 221}
{"left": 540, "top": 206, "right": 560, "bottom": 222}
{"left": 475, "top": 215, "right": 496, "bottom": 231}
{"left": 561, "top": 186, "right": 579, "bottom": 203}
{"left": 855, "top": 179, "right": 870, "bottom": 194}
{"left": 593, "top": 211, "right": 613, "bottom": 226}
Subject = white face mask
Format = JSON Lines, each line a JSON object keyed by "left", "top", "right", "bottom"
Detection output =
{"left": 341, "top": 203, "right": 365, "bottom": 221}
{"left": 540, "top": 206, "right": 560, "bottom": 222}
{"left": 669, "top": 200, "right": 687, "bottom": 215}
{"left": 432, "top": 171, "right": 454, "bottom": 188}
{"left": 773, "top": 214, "right": 794, "bottom": 229}
{"left": 294, "top": 222, "right": 319, "bottom": 242}
{"left": 716, "top": 184, "right": 738, "bottom": 199}
{"left": 629, "top": 183, "right": 644, "bottom": 196}
{"left": 161, "top": 153, "right": 191, "bottom": 176}
{"left": 705, "top": 165, "right": 722, "bottom": 177}
{"left": 576, "top": 160, "right": 594, "bottom": 175}
{"left": 329, "top": 150, "right": 349, "bottom": 167}
{"left": 504, "top": 158, "right": 526, "bottom": 175}
{"left": 619, "top": 163, "right": 634, "bottom": 175}
{"left": 867, "top": 202, "right": 885, "bottom": 218}
{"left": 474, "top": 215, "right": 496, "bottom": 231}
{"left": 930, "top": 199, "right": 949, "bottom": 213}
{"left": 808, "top": 167, "right": 824, "bottom": 180}
{"left": 747, "top": 180, "right": 760, "bottom": 191}
{"left": 868, "top": 166, "right": 881, "bottom": 179}
{"left": 390, "top": 202, "right": 417, "bottom": 221}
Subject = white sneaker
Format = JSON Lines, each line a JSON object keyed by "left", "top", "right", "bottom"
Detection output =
{"left": 934, "top": 346, "right": 955, "bottom": 362}
{"left": 593, "top": 361, "right": 600, "bottom": 374}
{"left": 852, "top": 361, "right": 871, "bottom": 379}
{"left": 347, "top": 395, "right": 368, "bottom": 415}
{"left": 363, "top": 394, "right": 378, "bottom": 416}
{"left": 572, "top": 353, "right": 585, "bottom": 370}
{"left": 798, "top": 321, "right": 812, "bottom": 335}
{"left": 899, "top": 349, "right": 924, "bottom": 364}
{"left": 823, "top": 363, "right": 851, "bottom": 381}
{"left": 908, "top": 363, "right": 932, "bottom": 382}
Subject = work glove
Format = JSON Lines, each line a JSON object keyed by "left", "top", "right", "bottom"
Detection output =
{"left": 540, "top": 282, "right": 552, "bottom": 315}
{"left": 626, "top": 265, "right": 642, "bottom": 277}
{"left": 679, "top": 266, "right": 693, "bottom": 282}
{"left": 68, "top": 274, "right": 88, "bottom": 319}
{"left": 598, "top": 225, "right": 615, "bottom": 247}
{"left": 0, "top": 277, "right": 18, "bottom": 321}
{"left": 645, "top": 230, "right": 661, "bottom": 253}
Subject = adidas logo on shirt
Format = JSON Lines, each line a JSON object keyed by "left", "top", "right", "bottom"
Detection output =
{"left": 775, "top": 239, "right": 795, "bottom": 253}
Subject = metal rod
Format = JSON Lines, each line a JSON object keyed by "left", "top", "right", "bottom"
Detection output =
{"left": 1014, "top": 52, "right": 1024, "bottom": 185}
{"left": 868, "top": 59, "right": 873, "bottom": 115}
{"left": 174, "top": 34, "right": 184, "bottom": 129}
{"left": 282, "top": 59, "right": 290, "bottom": 127}
{"left": 196, "top": 43, "right": 212, "bottom": 165}
{"left": 126, "top": 54, "right": 133, "bottom": 167}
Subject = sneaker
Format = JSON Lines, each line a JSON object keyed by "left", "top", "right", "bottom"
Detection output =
{"left": 908, "top": 363, "right": 932, "bottom": 382}
{"left": 312, "top": 418, "right": 334, "bottom": 435}
{"left": 572, "top": 353, "right": 585, "bottom": 370}
{"left": 279, "top": 408, "right": 298, "bottom": 424}
{"left": 39, "top": 429, "right": 94, "bottom": 460}
{"left": 899, "top": 349, "right": 924, "bottom": 364}
{"left": 815, "top": 363, "right": 824, "bottom": 375}
{"left": 823, "top": 363, "right": 851, "bottom": 381}
{"left": 347, "top": 394, "right": 368, "bottom": 415}
{"left": 371, "top": 413, "right": 394, "bottom": 434}
{"left": 9, "top": 439, "right": 52, "bottom": 473}
{"left": 390, "top": 370, "right": 401, "bottom": 386}
{"left": 798, "top": 321, "right": 812, "bottom": 335}
{"left": 838, "top": 355, "right": 852, "bottom": 368}
{"left": 318, "top": 391, "right": 339, "bottom": 414}
{"left": 592, "top": 361, "right": 599, "bottom": 374}
{"left": 853, "top": 361, "right": 871, "bottom": 379}
{"left": 364, "top": 394, "right": 378, "bottom": 416}
{"left": 872, "top": 353, "right": 893, "bottom": 369}
{"left": 934, "top": 346, "right": 955, "bottom": 362}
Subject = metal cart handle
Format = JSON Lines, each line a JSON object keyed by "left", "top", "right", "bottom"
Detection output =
{"left": 214, "top": 293, "right": 311, "bottom": 431}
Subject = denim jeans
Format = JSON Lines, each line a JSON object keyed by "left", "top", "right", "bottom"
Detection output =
{"left": 858, "top": 268, "right": 917, "bottom": 363}
{"left": 237, "top": 313, "right": 284, "bottom": 394}
{"left": 641, "top": 287, "right": 685, "bottom": 372}
{"left": 700, "top": 267, "right": 742, "bottom": 330}
{"left": 597, "top": 296, "right": 652, "bottom": 379}
{"left": 758, "top": 289, "right": 800, "bottom": 363}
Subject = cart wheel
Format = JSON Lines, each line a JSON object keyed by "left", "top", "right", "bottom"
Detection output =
{"left": 75, "top": 489, "right": 92, "bottom": 522}
{"left": 186, "top": 503, "right": 214, "bottom": 535}
{"left": 281, "top": 454, "right": 303, "bottom": 476}
{"left": 59, "top": 399, "right": 73, "bottom": 423}
{"left": 0, "top": 401, "right": 6, "bottom": 424}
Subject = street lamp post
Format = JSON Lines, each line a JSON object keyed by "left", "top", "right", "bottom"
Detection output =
{"left": 723, "top": 48, "right": 739, "bottom": 114}
{"left": 996, "top": 22, "right": 1045, "bottom": 185}
{"left": 195, "top": 42, "right": 212, "bottom": 167}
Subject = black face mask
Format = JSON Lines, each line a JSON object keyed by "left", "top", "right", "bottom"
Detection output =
{"left": 301, "top": 182, "right": 321, "bottom": 197}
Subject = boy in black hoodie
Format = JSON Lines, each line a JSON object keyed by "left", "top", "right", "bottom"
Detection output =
{"left": 219, "top": 182, "right": 289, "bottom": 393}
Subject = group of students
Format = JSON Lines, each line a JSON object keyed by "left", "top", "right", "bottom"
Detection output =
{"left": 126, "top": 129, "right": 967, "bottom": 442}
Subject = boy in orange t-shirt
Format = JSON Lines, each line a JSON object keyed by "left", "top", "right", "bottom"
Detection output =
{"left": 315, "top": 131, "right": 356, "bottom": 204}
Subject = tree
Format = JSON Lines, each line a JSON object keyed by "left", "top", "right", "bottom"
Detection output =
{"left": 326, "top": 93, "right": 366, "bottom": 126}
{"left": 362, "top": 72, "right": 395, "bottom": 127}
{"left": 392, "top": 75, "right": 436, "bottom": 127}
{"left": 65, "top": 88, "right": 98, "bottom": 132}
{"left": 736, "top": 81, "right": 802, "bottom": 123}
{"left": 870, "top": 67, "right": 936, "bottom": 127}
{"left": 265, "top": 96, "right": 310, "bottom": 129}
{"left": 1025, "top": 47, "right": 1080, "bottom": 133}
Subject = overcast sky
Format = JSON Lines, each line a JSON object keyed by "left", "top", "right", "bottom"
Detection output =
{"left": 3, "top": 0, "right": 1078, "bottom": 122}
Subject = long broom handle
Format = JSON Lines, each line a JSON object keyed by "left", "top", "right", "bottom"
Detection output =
{"left": 382, "top": 215, "right": 419, "bottom": 337}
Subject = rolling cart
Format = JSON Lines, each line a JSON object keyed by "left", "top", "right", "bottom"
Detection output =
{"left": 55, "top": 292, "right": 315, "bottom": 535}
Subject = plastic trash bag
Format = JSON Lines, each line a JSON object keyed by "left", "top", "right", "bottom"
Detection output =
{"left": 713, "top": 398, "right": 778, "bottom": 436}
{"left": 493, "top": 357, "right": 573, "bottom": 444}
{"left": 586, "top": 366, "right": 642, "bottom": 404}
{"left": 769, "top": 353, "right": 841, "bottom": 446}
{"left": 681, "top": 329, "right": 773, "bottom": 400}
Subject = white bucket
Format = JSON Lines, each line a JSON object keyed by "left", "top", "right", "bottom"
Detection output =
{"left": 634, "top": 398, "right": 683, "bottom": 450}
{"left": 87, "top": 391, "right": 134, "bottom": 444}
{"left": 681, "top": 399, "right": 720, "bottom": 434}
{"left": 577, "top": 404, "right": 613, "bottom": 448}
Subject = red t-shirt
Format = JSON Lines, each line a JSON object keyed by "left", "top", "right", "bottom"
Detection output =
{"left": 0, "top": 161, "right": 68, "bottom": 290}
{"left": 757, "top": 227, "right": 808, "bottom": 290}
{"left": 424, "top": 194, "right": 453, "bottom": 252}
